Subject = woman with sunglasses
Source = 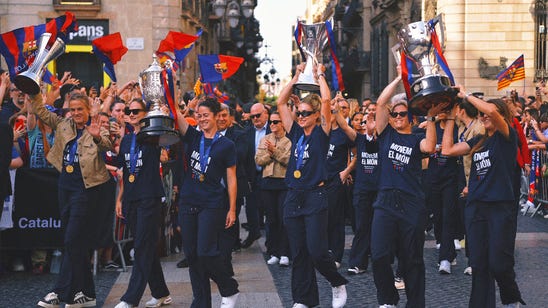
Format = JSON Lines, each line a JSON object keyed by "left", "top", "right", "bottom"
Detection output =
{"left": 175, "top": 97, "right": 239, "bottom": 308}
{"left": 370, "top": 71, "right": 446, "bottom": 308}
{"left": 32, "top": 93, "right": 112, "bottom": 308}
{"left": 350, "top": 112, "right": 366, "bottom": 135}
{"left": 441, "top": 87, "right": 525, "bottom": 308}
{"left": 276, "top": 62, "right": 348, "bottom": 308}
{"left": 255, "top": 111, "right": 291, "bottom": 267}
{"left": 114, "top": 98, "right": 171, "bottom": 308}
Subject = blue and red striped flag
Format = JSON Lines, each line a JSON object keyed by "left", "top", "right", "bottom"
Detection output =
{"left": 92, "top": 32, "right": 128, "bottom": 82}
{"left": 198, "top": 54, "right": 244, "bottom": 83}
{"left": 0, "top": 12, "right": 77, "bottom": 79}
{"left": 497, "top": 54, "right": 525, "bottom": 91}
{"left": 325, "top": 20, "right": 345, "bottom": 92}
{"left": 157, "top": 31, "right": 200, "bottom": 63}
{"left": 293, "top": 20, "right": 306, "bottom": 61}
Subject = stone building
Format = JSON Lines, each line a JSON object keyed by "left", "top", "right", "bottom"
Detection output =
{"left": 297, "top": 0, "right": 544, "bottom": 101}
{"left": 0, "top": 0, "right": 262, "bottom": 102}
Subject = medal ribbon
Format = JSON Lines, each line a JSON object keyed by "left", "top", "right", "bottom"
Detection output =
{"left": 67, "top": 129, "right": 82, "bottom": 167}
{"left": 295, "top": 134, "right": 311, "bottom": 171}
{"left": 129, "top": 133, "right": 139, "bottom": 176}
{"left": 199, "top": 133, "right": 220, "bottom": 175}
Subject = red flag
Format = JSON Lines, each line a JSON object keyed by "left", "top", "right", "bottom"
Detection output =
{"left": 157, "top": 31, "right": 199, "bottom": 56}
{"left": 92, "top": 32, "right": 127, "bottom": 65}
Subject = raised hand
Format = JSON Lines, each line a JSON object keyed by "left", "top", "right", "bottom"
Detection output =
{"left": 86, "top": 114, "right": 101, "bottom": 139}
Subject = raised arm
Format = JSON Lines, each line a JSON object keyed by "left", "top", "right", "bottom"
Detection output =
{"left": 376, "top": 68, "right": 402, "bottom": 135}
{"left": 317, "top": 64, "right": 332, "bottom": 135}
{"left": 277, "top": 63, "right": 305, "bottom": 133}
{"left": 334, "top": 110, "right": 357, "bottom": 141}
{"left": 30, "top": 94, "right": 62, "bottom": 130}
{"left": 441, "top": 105, "right": 472, "bottom": 157}
{"left": 459, "top": 85, "right": 510, "bottom": 138}
{"left": 420, "top": 102, "right": 449, "bottom": 154}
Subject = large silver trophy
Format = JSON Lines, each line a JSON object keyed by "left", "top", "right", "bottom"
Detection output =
{"left": 397, "top": 17, "right": 457, "bottom": 115}
{"left": 137, "top": 54, "right": 179, "bottom": 146}
{"left": 294, "top": 22, "right": 329, "bottom": 92}
{"left": 14, "top": 32, "right": 65, "bottom": 95}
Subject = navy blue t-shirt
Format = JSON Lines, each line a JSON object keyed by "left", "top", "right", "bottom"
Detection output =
{"left": 117, "top": 133, "right": 165, "bottom": 202}
{"left": 354, "top": 133, "right": 380, "bottom": 192}
{"left": 59, "top": 129, "right": 85, "bottom": 191}
{"left": 466, "top": 126, "right": 517, "bottom": 202}
{"left": 426, "top": 122, "right": 458, "bottom": 184}
{"left": 326, "top": 127, "right": 353, "bottom": 179}
{"left": 377, "top": 125, "right": 425, "bottom": 198}
{"left": 285, "top": 122, "right": 329, "bottom": 189}
{"left": 179, "top": 127, "right": 236, "bottom": 208}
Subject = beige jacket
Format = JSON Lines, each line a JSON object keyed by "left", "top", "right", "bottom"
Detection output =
{"left": 31, "top": 95, "right": 113, "bottom": 188}
{"left": 255, "top": 133, "right": 291, "bottom": 179}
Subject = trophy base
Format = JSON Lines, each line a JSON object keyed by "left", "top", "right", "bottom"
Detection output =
{"left": 138, "top": 115, "right": 180, "bottom": 146}
{"left": 294, "top": 82, "right": 320, "bottom": 92}
{"left": 409, "top": 75, "right": 458, "bottom": 116}
{"left": 14, "top": 75, "right": 41, "bottom": 95}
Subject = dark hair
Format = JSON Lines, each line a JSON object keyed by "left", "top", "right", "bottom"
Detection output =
{"left": 525, "top": 108, "right": 539, "bottom": 122}
{"left": 540, "top": 112, "right": 548, "bottom": 123}
{"left": 198, "top": 97, "right": 221, "bottom": 115}
{"left": 129, "top": 98, "right": 146, "bottom": 110}
{"left": 98, "top": 112, "right": 110, "bottom": 118}
{"left": 470, "top": 98, "right": 512, "bottom": 154}
{"left": 458, "top": 100, "right": 479, "bottom": 118}
{"left": 60, "top": 83, "right": 78, "bottom": 99}
{"left": 351, "top": 112, "right": 364, "bottom": 121}
{"left": 110, "top": 100, "right": 126, "bottom": 112}
{"left": 183, "top": 91, "right": 195, "bottom": 103}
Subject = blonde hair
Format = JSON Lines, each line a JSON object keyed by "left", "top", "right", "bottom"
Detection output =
{"left": 301, "top": 93, "right": 322, "bottom": 113}
{"left": 347, "top": 98, "right": 358, "bottom": 118}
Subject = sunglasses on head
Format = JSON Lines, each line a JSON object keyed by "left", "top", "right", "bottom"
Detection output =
{"left": 124, "top": 108, "right": 144, "bottom": 115}
{"left": 390, "top": 111, "right": 409, "bottom": 118}
{"left": 296, "top": 110, "right": 315, "bottom": 118}
{"left": 270, "top": 120, "right": 282, "bottom": 125}
{"left": 250, "top": 113, "right": 262, "bottom": 119}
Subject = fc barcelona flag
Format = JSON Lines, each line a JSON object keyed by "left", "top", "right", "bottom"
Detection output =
{"left": 157, "top": 31, "right": 200, "bottom": 63}
{"left": 92, "top": 32, "right": 128, "bottom": 82}
{"left": 497, "top": 54, "right": 525, "bottom": 91}
{"left": 198, "top": 54, "right": 244, "bottom": 83}
{"left": 0, "top": 12, "right": 78, "bottom": 80}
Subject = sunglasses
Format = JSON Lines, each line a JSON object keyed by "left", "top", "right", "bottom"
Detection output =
{"left": 250, "top": 113, "right": 262, "bottom": 119}
{"left": 125, "top": 108, "right": 144, "bottom": 115}
{"left": 296, "top": 110, "right": 315, "bottom": 118}
{"left": 360, "top": 120, "right": 367, "bottom": 125}
{"left": 390, "top": 111, "right": 409, "bottom": 118}
{"left": 270, "top": 120, "right": 282, "bottom": 125}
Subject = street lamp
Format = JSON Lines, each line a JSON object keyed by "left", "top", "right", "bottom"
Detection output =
{"left": 211, "top": 0, "right": 255, "bottom": 28}
{"left": 241, "top": 0, "right": 254, "bottom": 18}
{"left": 213, "top": 0, "right": 227, "bottom": 17}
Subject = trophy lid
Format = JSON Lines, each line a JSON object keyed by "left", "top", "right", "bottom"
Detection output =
{"left": 142, "top": 54, "right": 163, "bottom": 74}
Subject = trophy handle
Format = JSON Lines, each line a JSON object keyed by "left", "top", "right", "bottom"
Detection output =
{"left": 430, "top": 14, "right": 446, "bottom": 51}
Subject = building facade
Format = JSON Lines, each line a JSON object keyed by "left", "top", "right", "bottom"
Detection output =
{"left": 296, "top": 0, "right": 542, "bottom": 101}
{"left": 0, "top": 0, "right": 262, "bottom": 103}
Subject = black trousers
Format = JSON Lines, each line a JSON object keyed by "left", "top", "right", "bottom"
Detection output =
{"left": 120, "top": 198, "right": 169, "bottom": 306}
{"left": 348, "top": 190, "right": 377, "bottom": 269}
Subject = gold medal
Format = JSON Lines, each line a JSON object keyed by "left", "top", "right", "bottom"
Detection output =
{"left": 199, "top": 174, "right": 205, "bottom": 182}
{"left": 65, "top": 165, "right": 74, "bottom": 173}
{"left": 293, "top": 170, "right": 301, "bottom": 179}
{"left": 128, "top": 174, "right": 135, "bottom": 183}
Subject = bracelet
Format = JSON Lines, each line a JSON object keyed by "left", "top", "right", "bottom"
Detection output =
{"left": 446, "top": 118, "right": 455, "bottom": 121}
{"left": 318, "top": 73, "right": 325, "bottom": 78}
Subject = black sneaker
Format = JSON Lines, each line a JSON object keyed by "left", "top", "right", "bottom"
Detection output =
{"left": 38, "top": 292, "right": 60, "bottom": 308}
{"left": 104, "top": 261, "right": 120, "bottom": 270}
{"left": 65, "top": 291, "right": 96, "bottom": 308}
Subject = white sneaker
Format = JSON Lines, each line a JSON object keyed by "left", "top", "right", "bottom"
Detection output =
{"left": 267, "top": 256, "right": 280, "bottom": 265}
{"left": 379, "top": 305, "right": 397, "bottom": 308}
{"left": 347, "top": 266, "right": 366, "bottom": 275}
{"left": 38, "top": 292, "right": 60, "bottom": 308}
{"left": 394, "top": 277, "right": 405, "bottom": 290}
{"left": 332, "top": 285, "right": 347, "bottom": 308}
{"left": 464, "top": 266, "right": 472, "bottom": 275}
{"left": 454, "top": 239, "right": 462, "bottom": 250}
{"left": 145, "top": 296, "right": 172, "bottom": 307}
{"left": 220, "top": 292, "right": 239, "bottom": 308}
{"left": 502, "top": 302, "right": 521, "bottom": 308}
{"left": 436, "top": 243, "right": 440, "bottom": 249}
{"left": 335, "top": 261, "right": 341, "bottom": 269}
{"left": 439, "top": 260, "right": 451, "bottom": 274}
{"left": 292, "top": 304, "right": 308, "bottom": 308}
{"left": 114, "top": 302, "right": 133, "bottom": 308}
{"left": 279, "top": 256, "right": 290, "bottom": 266}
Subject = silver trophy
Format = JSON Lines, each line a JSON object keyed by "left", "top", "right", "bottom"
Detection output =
{"left": 137, "top": 54, "right": 179, "bottom": 146}
{"left": 294, "top": 22, "right": 329, "bottom": 92}
{"left": 14, "top": 32, "right": 65, "bottom": 95}
{"left": 397, "top": 17, "right": 457, "bottom": 115}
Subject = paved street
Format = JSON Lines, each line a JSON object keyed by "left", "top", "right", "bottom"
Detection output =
{"left": 1, "top": 214, "right": 546, "bottom": 307}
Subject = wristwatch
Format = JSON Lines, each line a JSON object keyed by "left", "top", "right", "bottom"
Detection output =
{"left": 426, "top": 116, "right": 436, "bottom": 122}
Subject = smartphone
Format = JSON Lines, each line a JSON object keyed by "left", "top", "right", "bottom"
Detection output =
{"left": 14, "top": 118, "right": 25, "bottom": 130}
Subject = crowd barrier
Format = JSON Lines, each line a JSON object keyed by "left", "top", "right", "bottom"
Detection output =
{"left": 526, "top": 148, "right": 548, "bottom": 217}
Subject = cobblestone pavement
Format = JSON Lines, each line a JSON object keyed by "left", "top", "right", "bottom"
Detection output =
{"left": 267, "top": 215, "right": 548, "bottom": 308}
{"left": 0, "top": 215, "right": 546, "bottom": 308}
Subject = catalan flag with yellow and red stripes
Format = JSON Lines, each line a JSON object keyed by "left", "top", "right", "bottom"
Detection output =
{"left": 497, "top": 54, "right": 525, "bottom": 91}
